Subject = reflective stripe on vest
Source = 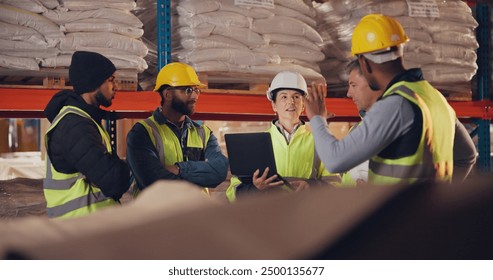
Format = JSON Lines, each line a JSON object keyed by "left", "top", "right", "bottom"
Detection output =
{"left": 369, "top": 83, "right": 455, "bottom": 184}
{"left": 139, "top": 116, "right": 210, "bottom": 166}
{"left": 44, "top": 158, "right": 84, "bottom": 190}
{"left": 141, "top": 118, "right": 166, "bottom": 164}
{"left": 46, "top": 187, "right": 110, "bottom": 217}
{"left": 369, "top": 148, "right": 435, "bottom": 178}
{"left": 44, "top": 106, "right": 116, "bottom": 218}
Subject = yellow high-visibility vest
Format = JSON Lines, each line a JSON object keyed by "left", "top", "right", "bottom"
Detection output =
{"left": 226, "top": 123, "right": 339, "bottom": 202}
{"left": 138, "top": 115, "right": 211, "bottom": 194}
{"left": 369, "top": 82, "right": 455, "bottom": 185}
{"left": 44, "top": 106, "right": 116, "bottom": 219}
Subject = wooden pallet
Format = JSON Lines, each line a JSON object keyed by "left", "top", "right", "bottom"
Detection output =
{"left": 197, "top": 72, "right": 330, "bottom": 96}
{"left": 198, "top": 72, "right": 271, "bottom": 95}
{"left": 0, "top": 68, "right": 139, "bottom": 91}
{"left": 434, "top": 82, "right": 473, "bottom": 101}
{"left": 440, "top": 89, "right": 473, "bottom": 101}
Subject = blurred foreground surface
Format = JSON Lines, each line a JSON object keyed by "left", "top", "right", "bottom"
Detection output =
{"left": 0, "top": 177, "right": 492, "bottom": 260}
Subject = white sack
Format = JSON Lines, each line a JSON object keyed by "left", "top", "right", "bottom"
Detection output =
{"left": 42, "top": 53, "right": 148, "bottom": 72}
{"left": 0, "top": 38, "right": 50, "bottom": 51}
{"left": 250, "top": 63, "right": 324, "bottom": 79}
{"left": 0, "top": 0, "right": 47, "bottom": 14}
{"left": 0, "top": 54, "right": 39, "bottom": 70}
{"left": 273, "top": 4, "right": 317, "bottom": 27}
{"left": 190, "top": 61, "right": 249, "bottom": 73}
{"left": 62, "top": 18, "right": 144, "bottom": 39}
{"left": 176, "top": 26, "right": 266, "bottom": 49}
{"left": 211, "top": 26, "right": 265, "bottom": 48}
{"left": 254, "top": 44, "right": 325, "bottom": 62}
{"left": 0, "top": 22, "right": 47, "bottom": 47}
{"left": 176, "top": 0, "right": 220, "bottom": 16}
{"left": 275, "top": 0, "right": 316, "bottom": 18}
{"left": 281, "top": 58, "right": 321, "bottom": 73}
{"left": 0, "top": 4, "right": 63, "bottom": 44}
{"left": 181, "top": 35, "right": 248, "bottom": 50}
{"left": 252, "top": 17, "right": 323, "bottom": 43}
{"left": 0, "top": 48, "right": 59, "bottom": 59}
{"left": 177, "top": 48, "right": 273, "bottom": 66}
{"left": 422, "top": 64, "right": 477, "bottom": 84}
{"left": 263, "top": 33, "right": 321, "bottom": 51}
{"left": 177, "top": 25, "right": 215, "bottom": 38}
{"left": 60, "top": 0, "right": 137, "bottom": 11}
{"left": 216, "top": 0, "right": 274, "bottom": 19}
{"left": 405, "top": 29, "right": 432, "bottom": 44}
{"left": 59, "top": 46, "right": 146, "bottom": 58}
{"left": 396, "top": 16, "right": 475, "bottom": 34}
{"left": 178, "top": 11, "right": 250, "bottom": 28}
{"left": 59, "top": 32, "right": 148, "bottom": 57}
{"left": 38, "top": 0, "right": 59, "bottom": 9}
{"left": 432, "top": 31, "right": 479, "bottom": 48}
{"left": 43, "top": 8, "right": 143, "bottom": 27}
{"left": 350, "top": 1, "right": 407, "bottom": 18}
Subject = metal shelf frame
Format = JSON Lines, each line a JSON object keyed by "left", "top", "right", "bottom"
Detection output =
{"left": 474, "top": 3, "right": 492, "bottom": 173}
{"left": 157, "top": 0, "right": 171, "bottom": 69}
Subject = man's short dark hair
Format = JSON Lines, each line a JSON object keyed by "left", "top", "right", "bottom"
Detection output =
{"left": 158, "top": 85, "right": 170, "bottom": 106}
{"left": 346, "top": 59, "right": 362, "bottom": 75}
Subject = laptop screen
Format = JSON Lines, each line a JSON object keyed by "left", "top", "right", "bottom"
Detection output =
{"left": 224, "top": 132, "right": 278, "bottom": 183}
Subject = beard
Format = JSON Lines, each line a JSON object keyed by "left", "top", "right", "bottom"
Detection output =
{"left": 96, "top": 90, "right": 112, "bottom": 108}
{"left": 171, "top": 97, "right": 195, "bottom": 115}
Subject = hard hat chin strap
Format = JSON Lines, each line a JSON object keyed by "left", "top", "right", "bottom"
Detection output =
{"left": 362, "top": 45, "right": 404, "bottom": 64}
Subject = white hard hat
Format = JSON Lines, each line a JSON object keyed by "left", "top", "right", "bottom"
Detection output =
{"left": 266, "top": 71, "right": 308, "bottom": 101}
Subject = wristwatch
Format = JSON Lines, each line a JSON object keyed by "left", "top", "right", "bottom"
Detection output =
{"left": 174, "top": 162, "right": 181, "bottom": 175}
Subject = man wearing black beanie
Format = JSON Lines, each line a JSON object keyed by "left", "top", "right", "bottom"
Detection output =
{"left": 43, "top": 51, "right": 130, "bottom": 219}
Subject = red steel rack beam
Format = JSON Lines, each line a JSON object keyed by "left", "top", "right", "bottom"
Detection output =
{"left": 0, "top": 88, "right": 491, "bottom": 122}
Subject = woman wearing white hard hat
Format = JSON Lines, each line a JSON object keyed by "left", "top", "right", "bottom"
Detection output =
{"left": 226, "top": 71, "right": 340, "bottom": 202}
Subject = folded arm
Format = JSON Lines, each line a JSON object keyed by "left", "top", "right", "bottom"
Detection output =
{"left": 177, "top": 132, "right": 229, "bottom": 188}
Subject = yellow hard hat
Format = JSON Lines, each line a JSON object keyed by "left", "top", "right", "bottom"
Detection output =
{"left": 153, "top": 62, "right": 205, "bottom": 92}
{"left": 351, "top": 14, "right": 409, "bottom": 56}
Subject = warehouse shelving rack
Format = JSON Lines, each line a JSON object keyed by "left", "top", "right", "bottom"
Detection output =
{"left": 0, "top": 0, "right": 491, "bottom": 173}
{"left": 473, "top": 3, "right": 491, "bottom": 173}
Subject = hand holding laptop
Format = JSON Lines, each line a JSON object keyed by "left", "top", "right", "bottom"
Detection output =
{"left": 225, "top": 132, "right": 295, "bottom": 191}
{"left": 253, "top": 171, "right": 309, "bottom": 192}
{"left": 252, "top": 167, "right": 284, "bottom": 190}
{"left": 288, "top": 180, "right": 310, "bottom": 192}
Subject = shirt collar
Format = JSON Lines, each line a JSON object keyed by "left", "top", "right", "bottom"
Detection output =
{"left": 384, "top": 68, "right": 425, "bottom": 93}
{"left": 274, "top": 119, "right": 303, "bottom": 143}
{"left": 152, "top": 107, "right": 196, "bottom": 129}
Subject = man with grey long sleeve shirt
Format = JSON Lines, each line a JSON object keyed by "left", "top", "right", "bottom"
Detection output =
{"left": 304, "top": 14, "right": 476, "bottom": 185}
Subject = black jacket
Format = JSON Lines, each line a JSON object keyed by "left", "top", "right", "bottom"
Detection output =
{"left": 44, "top": 90, "right": 130, "bottom": 200}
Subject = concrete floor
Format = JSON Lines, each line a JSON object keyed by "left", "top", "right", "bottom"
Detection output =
{"left": 0, "top": 178, "right": 229, "bottom": 219}
{"left": 0, "top": 178, "right": 45, "bottom": 219}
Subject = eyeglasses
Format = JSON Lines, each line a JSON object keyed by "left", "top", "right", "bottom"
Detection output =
{"left": 168, "top": 86, "right": 201, "bottom": 96}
